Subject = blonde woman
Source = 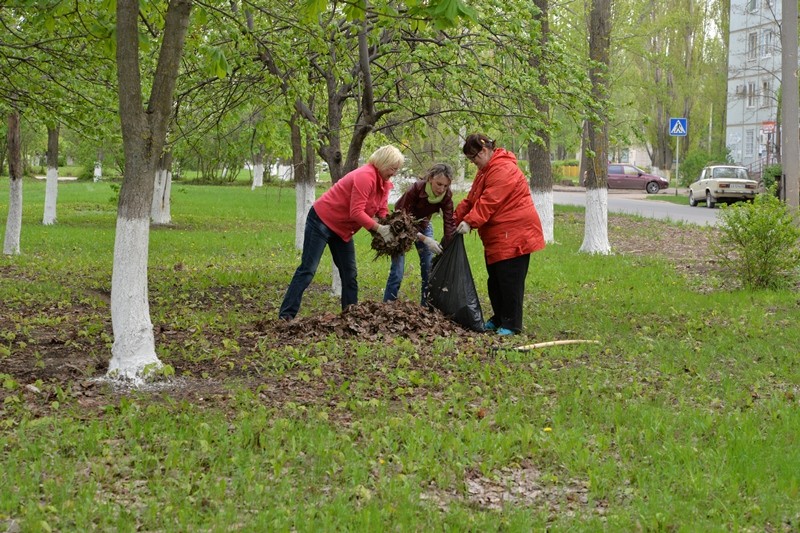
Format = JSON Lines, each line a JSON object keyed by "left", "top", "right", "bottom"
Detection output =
{"left": 279, "top": 145, "right": 405, "bottom": 319}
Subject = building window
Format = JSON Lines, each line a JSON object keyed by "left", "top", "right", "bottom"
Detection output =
{"left": 747, "top": 0, "right": 757, "bottom": 11}
{"left": 761, "top": 80, "right": 771, "bottom": 107}
{"left": 747, "top": 82, "right": 757, "bottom": 107}
{"left": 745, "top": 129, "right": 755, "bottom": 157}
{"left": 748, "top": 32, "right": 758, "bottom": 60}
{"left": 761, "top": 30, "right": 773, "bottom": 57}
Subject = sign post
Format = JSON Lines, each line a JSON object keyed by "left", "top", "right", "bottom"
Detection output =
{"left": 669, "top": 118, "right": 687, "bottom": 196}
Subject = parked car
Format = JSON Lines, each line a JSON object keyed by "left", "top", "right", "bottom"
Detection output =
{"left": 688, "top": 165, "right": 758, "bottom": 208}
{"left": 607, "top": 164, "right": 669, "bottom": 194}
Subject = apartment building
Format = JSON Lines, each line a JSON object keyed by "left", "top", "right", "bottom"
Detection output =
{"left": 726, "top": 0, "right": 781, "bottom": 173}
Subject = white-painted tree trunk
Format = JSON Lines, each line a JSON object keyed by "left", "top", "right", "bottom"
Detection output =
{"left": 251, "top": 162, "right": 264, "bottom": 190}
{"left": 42, "top": 166, "right": 58, "bottom": 225}
{"left": 3, "top": 177, "right": 22, "bottom": 255}
{"left": 107, "top": 217, "right": 162, "bottom": 382}
{"left": 456, "top": 125, "right": 467, "bottom": 185}
{"left": 295, "top": 180, "right": 315, "bottom": 250}
{"left": 151, "top": 169, "right": 165, "bottom": 219}
{"left": 93, "top": 162, "right": 102, "bottom": 182}
{"left": 108, "top": 0, "right": 189, "bottom": 385}
{"left": 331, "top": 267, "right": 342, "bottom": 297}
{"left": 151, "top": 168, "right": 172, "bottom": 224}
{"left": 531, "top": 189, "right": 554, "bottom": 243}
{"left": 579, "top": 188, "right": 611, "bottom": 254}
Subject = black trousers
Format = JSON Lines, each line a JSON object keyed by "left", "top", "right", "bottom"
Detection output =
{"left": 485, "top": 254, "right": 530, "bottom": 332}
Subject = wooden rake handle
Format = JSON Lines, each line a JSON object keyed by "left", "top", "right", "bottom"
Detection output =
{"left": 513, "top": 339, "right": 600, "bottom": 352}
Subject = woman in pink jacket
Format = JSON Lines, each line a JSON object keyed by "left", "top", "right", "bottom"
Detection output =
{"left": 455, "top": 134, "right": 545, "bottom": 335}
{"left": 279, "top": 145, "right": 404, "bottom": 319}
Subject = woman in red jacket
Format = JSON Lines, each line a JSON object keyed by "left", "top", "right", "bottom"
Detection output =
{"left": 455, "top": 134, "right": 545, "bottom": 335}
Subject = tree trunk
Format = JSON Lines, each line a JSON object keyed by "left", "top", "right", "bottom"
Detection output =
{"left": 529, "top": 140, "right": 554, "bottom": 244}
{"left": 580, "top": 0, "right": 611, "bottom": 255}
{"left": 579, "top": 120, "right": 589, "bottom": 186}
{"left": 94, "top": 149, "right": 104, "bottom": 182}
{"left": 456, "top": 125, "right": 467, "bottom": 185}
{"left": 528, "top": 0, "right": 554, "bottom": 243}
{"left": 108, "top": 0, "right": 191, "bottom": 383}
{"left": 3, "top": 111, "right": 22, "bottom": 256}
{"left": 43, "top": 124, "right": 59, "bottom": 225}
{"left": 251, "top": 146, "right": 264, "bottom": 190}
{"left": 290, "top": 114, "right": 316, "bottom": 250}
{"left": 781, "top": 0, "right": 799, "bottom": 207}
{"left": 151, "top": 151, "right": 173, "bottom": 225}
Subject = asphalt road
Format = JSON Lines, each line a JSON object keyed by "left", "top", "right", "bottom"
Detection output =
{"left": 552, "top": 188, "right": 720, "bottom": 226}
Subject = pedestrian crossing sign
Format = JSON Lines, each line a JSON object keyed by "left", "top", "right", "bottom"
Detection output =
{"left": 669, "top": 118, "right": 687, "bottom": 136}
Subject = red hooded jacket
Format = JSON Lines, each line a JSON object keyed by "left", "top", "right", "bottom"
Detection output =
{"left": 455, "top": 148, "right": 545, "bottom": 264}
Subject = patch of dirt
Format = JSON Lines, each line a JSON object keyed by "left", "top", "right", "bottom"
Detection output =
{"left": 421, "top": 460, "right": 611, "bottom": 519}
{"left": 605, "top": 213, "right": 720, "bottom": 280}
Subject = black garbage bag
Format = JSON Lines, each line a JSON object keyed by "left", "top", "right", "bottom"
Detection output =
{"left": 427, "top": 233, "right": 485, "bottom": 332}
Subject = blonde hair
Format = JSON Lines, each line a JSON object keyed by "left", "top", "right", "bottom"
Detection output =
{"left": 368, "top": 145, "right": 405, "bottom": 174}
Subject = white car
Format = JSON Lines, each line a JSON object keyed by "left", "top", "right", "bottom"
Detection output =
{"left": 688, "top": 165, "right": 759, "bottom": 208}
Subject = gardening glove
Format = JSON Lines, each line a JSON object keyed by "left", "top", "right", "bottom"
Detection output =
{"left": 419, "top": 234, "right": 443, "bottom": 254}
{"left": 375, "top": 224, "right": 395, "bottom": 243}
{"left": 456, "top": 221, "right": 471, "bottom": 235}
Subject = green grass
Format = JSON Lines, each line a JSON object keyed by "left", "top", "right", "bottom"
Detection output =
{"left": 1, "top": 177, "right": 800, "bottom": 531}
{"left": 649, "top": 192, "right": 690, "bottom": 204}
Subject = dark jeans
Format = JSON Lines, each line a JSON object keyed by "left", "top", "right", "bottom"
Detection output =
{"left": 278, "top": 207, "right": 358, "bottom": 319}
{"left": 485, "top": 254, "right": 530, "bottom": 332}
{"left": 383, "top": 224, "right": 433, "bottom": 305}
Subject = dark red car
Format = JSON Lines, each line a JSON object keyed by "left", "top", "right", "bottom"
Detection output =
{"left": 607, "top": 163, "right": 669, "bottom": 194}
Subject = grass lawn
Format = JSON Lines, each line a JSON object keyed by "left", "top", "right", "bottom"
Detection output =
{"left": 1, "top": 177, "right": 799, "bottom": 531}
{"left": 649, "top": 192, "right": 688, "bottom": 204}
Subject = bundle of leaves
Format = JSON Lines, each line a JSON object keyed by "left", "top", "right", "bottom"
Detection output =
{"left": 371, "top": 210, "right": 418, "bottom": 258}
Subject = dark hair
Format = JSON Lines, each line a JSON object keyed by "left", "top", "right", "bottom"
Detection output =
{"left": 462, "top": 134, "right": 496, "bottom": 158}
{"left": 422, "top": 163, "right": 453, "bottom": 182}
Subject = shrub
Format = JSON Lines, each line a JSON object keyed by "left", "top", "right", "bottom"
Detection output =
{"left": 762, "top": 164, "right": 781, "bottom": 191}
{"left": 714, "top": 192, "right": 800, "bottom": 289}
{"left": 679, "top": 148, "right": 732, "bottom": 186}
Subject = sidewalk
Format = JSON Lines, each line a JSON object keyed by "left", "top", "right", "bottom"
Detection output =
{"left": 552, "top": 183, "right": 689, "bottom": 197}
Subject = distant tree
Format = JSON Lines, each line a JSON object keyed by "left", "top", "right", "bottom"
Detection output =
{"left": 42, "top": 124, "right": 59, "bottom": 225}
{"left": 3, "top": 110, "right": 22, "bottom": 255}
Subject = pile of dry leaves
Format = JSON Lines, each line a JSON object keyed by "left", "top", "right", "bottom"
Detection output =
{"left": 272, "top": 299, "right": 476, "bottom": 345}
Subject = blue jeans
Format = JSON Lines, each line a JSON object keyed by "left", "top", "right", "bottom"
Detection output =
{"left": 279, "top": 207, "right": 358, "bottom": 319}
{"left": 383, "top": 224, "right": 433, "bottom": 306}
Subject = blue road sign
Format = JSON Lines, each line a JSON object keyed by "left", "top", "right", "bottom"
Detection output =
{"left": 669, "top": 118, "right": 687, "bottom": 137}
